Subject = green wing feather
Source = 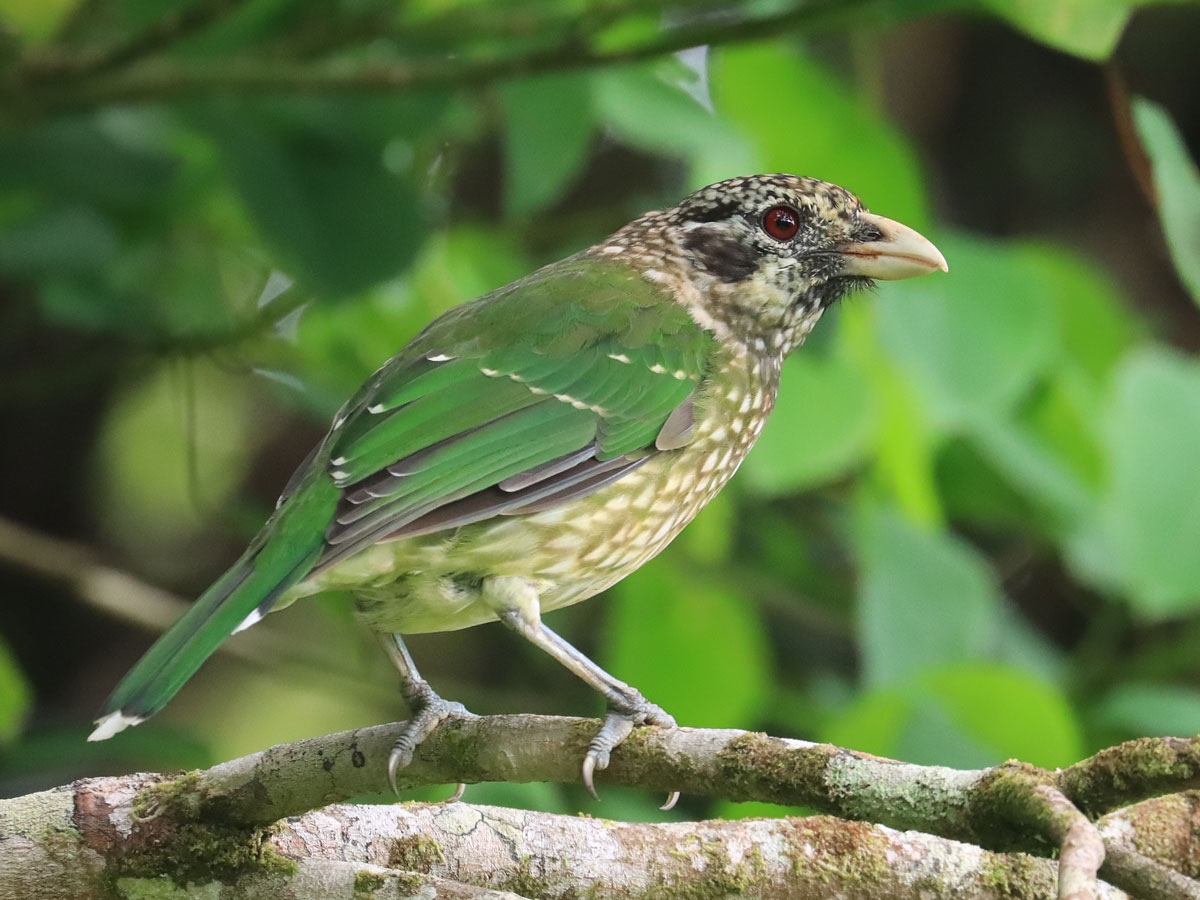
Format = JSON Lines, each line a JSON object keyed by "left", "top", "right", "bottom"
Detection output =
{"left": 90, "top": 253, "right": 714, "bottom": 739}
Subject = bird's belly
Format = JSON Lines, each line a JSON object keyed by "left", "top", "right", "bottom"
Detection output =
{"left": 288, "top": 434, "right": 756, "bottom": 634}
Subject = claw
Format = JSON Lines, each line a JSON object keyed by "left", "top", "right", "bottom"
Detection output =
{"left": 581, "top": 753, "right": 600, "bottom": 800}
{"left": 447, "top": 783, "right": 466, "bottom": 803}
{"left": 388, "top": 754, "right": 400, "bottom": 794}
{"left": 660, "top": 791, "right": 680, "bottom": 812}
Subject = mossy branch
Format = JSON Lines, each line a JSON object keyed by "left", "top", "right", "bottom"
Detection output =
{"left": 29, "top": 715, "right": 1193, "bottom": 900}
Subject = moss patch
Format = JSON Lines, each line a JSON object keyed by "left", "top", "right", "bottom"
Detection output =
{"left": 113, "top": 875, "right": 221, "bottom": 899}
{"left": 388, "top": 834, "right": 445, "bottom": 872}
{"left": 112, "top": 822, "right": 297, "bottom": 889}
{"left": 980, "top": 852, "right": 1056, "bottom": 900}
{"left": 970, "top": 762, "right": 1058, "bottom": 851}
{"left": 1060, "top": 737, "right": 1200, "bottom": 817}
{"left": 432, "top": 720, "right": 482, "bottom": 781}
{"left": 716, "top": 732, "right": 831, "bottom": 807}
{"left": 787, "top": 818, "right": 890, "bottom": 888}
{"left": 497, "top": 856, "right": 555, "bottom": 899}
{"left": 132, "top": 772, "right": 203, "bottom": 823}
{"left": 354, "top": 870, "right": 387, "bottom": 897}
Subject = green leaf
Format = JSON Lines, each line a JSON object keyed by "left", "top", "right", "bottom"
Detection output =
{"left": 0, "top": 205, "right": 116, "bottom": 277}
{"left": 0, "top": 0, "right": 82, "bottom": 42}
{"left": 964, "top": 412, "right": 1093, "bottom": 528}
{"left": 1092, "top": 348, "right": 1200, "bottom": 618}
{"left": 95, "top": 360, "right": 267, "bottom": 557}
{"left": 876, "top": 232, "right": 1058, "bottom": 426}
{"left": 917, "top": 665, "right": 1083, "bottom": 769}
{"left": 1018, "top": 242, "right": 1139, "bottom": 381}
{"left": 713, "top": 43, "right": 929, "bottom": 230}
{"left": 856, "top": 509, "right": 1002, "bottom": 686}
{"left": 1132, "top": 97, "right": 1200, "bottom": 307}
{"left": 604, "top": 557, "right": 770, "bottom": 729}
{"left": 201, "top": 106, "right": 427, "bottom": 297}
{"left": 1092, "top": 683, "right": 1200, "bottom": 738}
{"left": 0, "top": 636, "right": 30, "bottom": 744}
{"left": 742, "top": 350, "right": 876, "bottom": 495}
{"left": 592, "top": 64, "right": 752, "bottom": 173}
{"left": 501, "top": 74, "right": 593, "bottom": 218}
{"left": 976, "top": 0, "right": 1130, "bottom": 60}
{"left": 822, "top": 688, "right": 912, "bottom": 759}
{"left": 824, "top": 665, "right": 1082, "bottom": 769}
{"left": 0, "top": 116, "right": 178, "bottom": 208}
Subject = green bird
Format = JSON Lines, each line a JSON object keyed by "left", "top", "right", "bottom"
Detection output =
{"left": 89, "top": 174, "right": 946, "bottom": 796}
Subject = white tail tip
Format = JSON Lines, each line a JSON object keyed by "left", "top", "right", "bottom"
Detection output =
{"left": 88, "top": 711, "right": 144, "bottom": 742}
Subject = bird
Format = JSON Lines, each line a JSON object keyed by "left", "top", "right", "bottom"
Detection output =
{"left": 88, "top": 173, "right": 947, "bottom": 800}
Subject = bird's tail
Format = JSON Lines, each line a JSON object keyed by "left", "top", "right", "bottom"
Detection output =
{"left": 88, "top": 476, "right": 338, "bottom": 741}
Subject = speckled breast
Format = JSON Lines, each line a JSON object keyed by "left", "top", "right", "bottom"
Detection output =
{"left": 521, "top": 345, "right": 778, "bottom": 609}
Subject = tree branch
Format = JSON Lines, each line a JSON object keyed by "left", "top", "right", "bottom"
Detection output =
{"left": 15, "top": 0, "right": 875, "bottom": 114}
{"left": 102, "top": 715, "right": 1196, "bottom": 897}
{"left": 4, "top": 718, "right": 1200, "bottom": 897}
{"left": 0, "top": 782, "right": 1126, "bottom": 900}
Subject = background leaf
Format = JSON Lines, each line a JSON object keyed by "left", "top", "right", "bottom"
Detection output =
{"left": 742, "top": 351, "right": 876, "bottom": 495}
{"left": 201, "top": 106, "right": 428, "bottom": 297}
{"left": 1132, "top": 97, "right": 1200, "bottom": 307}
{"left": 501, "top": 74, "right": 594, "bottom": 218}
{"left": 0, "top": 637, "right": 30, "bottom": 745}
{"left": 855, "top": 509, "right": 1002, "bottom": 686}
{"left": 605, "top": 559, "right": 770, "bottom": 728}
{"left": 1092, "top": 349, "right": 1200, "bottom": 618}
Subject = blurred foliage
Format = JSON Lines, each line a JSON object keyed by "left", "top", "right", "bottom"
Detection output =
{"left": 1, "top": 0, "right": 1199, "bottom": 827}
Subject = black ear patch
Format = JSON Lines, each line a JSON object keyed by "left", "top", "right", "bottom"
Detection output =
{"left": 682, "top": 226, "right": 758, "bottom": 283}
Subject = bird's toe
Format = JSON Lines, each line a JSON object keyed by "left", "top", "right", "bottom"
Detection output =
{"left": 386, "top": 694, "right": 475, "bottom": 794}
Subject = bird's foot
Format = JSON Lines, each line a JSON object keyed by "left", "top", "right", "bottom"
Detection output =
{"left": 388, "top": 684, "right": 475, "bottom": 795}
{"left": 582, "top": 690, "right": 678, "bottom": 808}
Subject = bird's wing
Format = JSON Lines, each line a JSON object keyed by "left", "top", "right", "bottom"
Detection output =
{"left": 315, "top": 253, "right": 715, "bottom": 568}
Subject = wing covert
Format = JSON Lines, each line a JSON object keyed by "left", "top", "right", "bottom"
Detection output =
{"left": 312, "top": 254, "right": 715, "bottom": 570}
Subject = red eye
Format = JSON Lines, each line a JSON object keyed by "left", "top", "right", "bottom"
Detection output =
{"left": 763, "top": 205, "right": 801, "bottom": 241}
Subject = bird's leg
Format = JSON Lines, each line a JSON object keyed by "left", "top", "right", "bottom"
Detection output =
{"left": 483, "top": 576, "right": 677, "bottom": 804}
{"left": 380, "top": 633, "right": 474, "bottom": 794}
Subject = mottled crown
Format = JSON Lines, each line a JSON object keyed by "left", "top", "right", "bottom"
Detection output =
{"left": 672, "top": 174, "right": 865, "bottom": 230}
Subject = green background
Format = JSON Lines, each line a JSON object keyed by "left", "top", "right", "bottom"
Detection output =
{"left": 0, "top": 0, "right": 1198, "bottom": 822}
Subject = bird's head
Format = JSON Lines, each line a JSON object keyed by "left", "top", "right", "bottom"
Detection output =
{"left": 601, "top": 173, "right": 947, "bottom": 357}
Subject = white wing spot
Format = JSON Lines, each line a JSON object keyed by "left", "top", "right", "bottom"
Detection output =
{"left": 427, "top": 353, "right": 455, "bottom": 362}
{"left": 607, "top": 353, "right": 631, "bottom": 364}
{"left": 367, "top": 403, "right": 387, "bottom": 414}
{"left": 88, "top": 712, "right": 146, "bottom": 742}
{"left": 233, "top": 608, "right": 266, "bottom": 633}
{"left": 553, "top": 392, "right": 606, "bottom": 414}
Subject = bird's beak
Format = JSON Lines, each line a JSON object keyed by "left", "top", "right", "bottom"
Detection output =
{"left": 839, "top": 213, "right": 949, "bottom": 280}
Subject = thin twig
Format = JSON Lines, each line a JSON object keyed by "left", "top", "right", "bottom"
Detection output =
{"left": 1104, "top": 62, "right": 1158, "bottom": 208}
{"left": 21, "top": 0, "right": 875, "bottom": 113}
{"left": 23, "top": 0, "right": 252, "bottom": 79}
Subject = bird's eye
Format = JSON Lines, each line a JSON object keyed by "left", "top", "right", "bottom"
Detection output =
{"left": 762, "top": 205, "right": 801, "bottom": 241}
